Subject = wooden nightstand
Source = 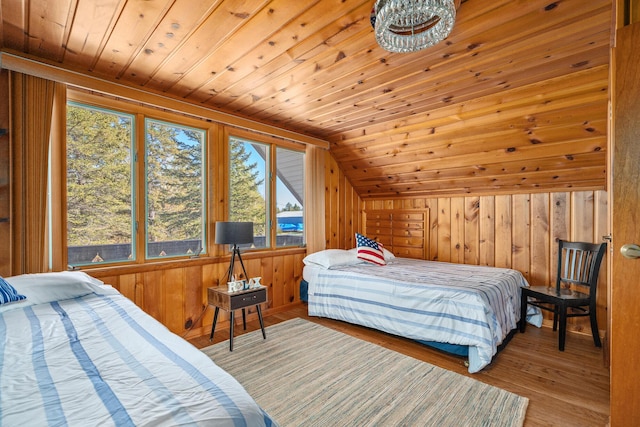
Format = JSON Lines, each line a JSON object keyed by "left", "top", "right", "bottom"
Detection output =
{"left": 208, "top": 285, "right": 267, "bottom": 351}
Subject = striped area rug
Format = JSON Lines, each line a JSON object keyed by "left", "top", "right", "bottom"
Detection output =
{"left": 202, "top": 318, "right": 528, "bottom": 427}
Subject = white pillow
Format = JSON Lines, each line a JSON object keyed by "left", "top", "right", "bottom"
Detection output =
{"left": 303, "top": 249, "right": 363, "bottom": 269}
{"left": 382, "top": 247, "right": 396, "bottom": 261}
{"left": 2, "top": 271, "right": 118, "bottom": 311}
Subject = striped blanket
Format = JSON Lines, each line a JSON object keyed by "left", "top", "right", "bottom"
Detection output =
{"left": 305, "top": 258, "right": 531, "bottom": 373}
{"left": 0, "top": 292, "right": 275, "bottom": 427}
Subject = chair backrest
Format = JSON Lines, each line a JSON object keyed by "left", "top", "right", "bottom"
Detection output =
{"left": 556, "top": 240, "right": 606, "bottom": 294}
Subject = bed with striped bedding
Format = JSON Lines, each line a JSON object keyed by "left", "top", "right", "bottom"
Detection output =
{"left": 304, "top": 257, "right": 535, "bottom": 373}
{"left": 0, "top": 272, "right": 275, "bottom": 427}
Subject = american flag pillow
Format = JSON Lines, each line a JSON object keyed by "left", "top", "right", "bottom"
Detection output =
{"left": 355, "top": 233, "right": 386, "bottom": 266}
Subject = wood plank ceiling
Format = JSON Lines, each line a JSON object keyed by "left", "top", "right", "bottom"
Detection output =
{"left": 0, "top": 0, "right": 612, "bottom": 198}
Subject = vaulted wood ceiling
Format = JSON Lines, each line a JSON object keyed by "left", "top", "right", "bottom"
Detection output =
{"left": 0, "top": 0, "right": 612, "bottom": 198}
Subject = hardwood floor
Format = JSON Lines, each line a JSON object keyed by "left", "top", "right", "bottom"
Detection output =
{"left": 190, "top": 304, "right": 610, "bottom": 427}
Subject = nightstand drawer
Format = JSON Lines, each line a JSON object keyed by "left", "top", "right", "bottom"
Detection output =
{"left": 229, "top": 288, "right": 267, "bottom": 310}
{"left": 208, "top": 285, "right": 268, "bottom": 351}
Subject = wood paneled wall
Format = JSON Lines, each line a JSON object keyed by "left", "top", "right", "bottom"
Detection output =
{"left": 0, "top": 70, "right": 9, "bottom": 276}
{"left": 326, "top": 152, "right": 609, "bottom": 336}
{"left": 90, "top": 249, "right": 305, "bottom": 338}
{"left": 325, "top": 149, "right": 364, "bottom": 249}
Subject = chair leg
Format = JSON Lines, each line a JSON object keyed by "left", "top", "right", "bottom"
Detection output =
{"left": 558, "top": 305, "right": 567, "bottom": 352}
{"left": 553, "top": 307, "right": 558, "bottom": 332}
{"left": 590, "top": 310, "right": 602, "bottom": 348}
{"left": 520, "top": 293, "right": 528, "bottom": 333}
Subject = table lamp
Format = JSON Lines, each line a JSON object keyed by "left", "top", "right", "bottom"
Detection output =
{"left": 215, "top": 221, "right": 254, "bottom": 282}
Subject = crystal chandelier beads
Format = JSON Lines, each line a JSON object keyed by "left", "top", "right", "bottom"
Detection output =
{"left": 373, "top": 0, "right": 456, "bottom": 53}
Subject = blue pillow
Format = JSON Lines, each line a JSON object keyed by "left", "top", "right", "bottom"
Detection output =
{"left": 0, "top": 276, "right": 27, "bottom": 305}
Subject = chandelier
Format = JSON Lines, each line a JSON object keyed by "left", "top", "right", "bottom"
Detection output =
{"left": 372, "top": 0, "right": 457, "bottom": 53}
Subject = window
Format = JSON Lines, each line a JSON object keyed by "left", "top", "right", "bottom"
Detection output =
{"left": 145, "top": 119, "right": 206, "bottom": 259}
{"left": 65, "top": 102, "right": 207, "bottom": 266}
{"left": 229, "top": 135, "right": 304, "bottom": 249}
{"left": 275, "top": 147, "right": 304, "bottom": 247}
{"left": 61, "top": 93, "right": 305, "bottom": 269}
{"left": 229, "top": 137, "right": 269, "bottom": 248}
{"left": 66, "top": 103, "right": 135, "bottom": 265}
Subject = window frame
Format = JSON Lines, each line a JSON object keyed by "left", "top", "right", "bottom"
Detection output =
{"left": 65, "top": 100, "right": 137, "bottom": 266}
{"left": 275, "top": 145, "right": 305, "bottom": 248}
{"left": 51, "top": 90, "right": 216, "bottom": 270}
{"left": 224, "top": 128, "right": 306, "bottom": 252}
{"left": 48, "top": 89, "right": 307, "bottom": 272}
{"left": 143, "top": 117, "right": 208, "bottom": 260}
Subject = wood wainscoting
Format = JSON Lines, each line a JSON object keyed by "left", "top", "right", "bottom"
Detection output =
{"left": 89, "top": 248, "right": 306, "bottom": 339}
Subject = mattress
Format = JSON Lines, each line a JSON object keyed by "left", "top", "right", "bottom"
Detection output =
{"left": 301, "top": 278, "right": 470, "bottom": 356}
{"left": 0, "top": 271, "right": 276, "bottom": 427}
{"left": 303, "top": 257, "right": 540, "bottom": 373}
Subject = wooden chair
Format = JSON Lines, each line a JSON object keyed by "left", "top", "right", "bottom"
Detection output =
{"left": 520, "top": 239, "right": 606, "bottom": 351}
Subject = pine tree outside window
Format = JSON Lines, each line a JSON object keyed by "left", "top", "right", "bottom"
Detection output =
{"left": 66, "top": 102, "right": 135, "bottom": 265}
{"left": 145, "top": 119, "right": 206, "bottom": 259}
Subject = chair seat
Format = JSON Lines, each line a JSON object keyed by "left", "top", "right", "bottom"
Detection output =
{"left": 525, "top": 285, "right": 590, "bottom": 304}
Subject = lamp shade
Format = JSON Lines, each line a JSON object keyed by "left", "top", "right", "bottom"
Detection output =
{"left": 215, "top": 221, "right": 254, "bottom": 245}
